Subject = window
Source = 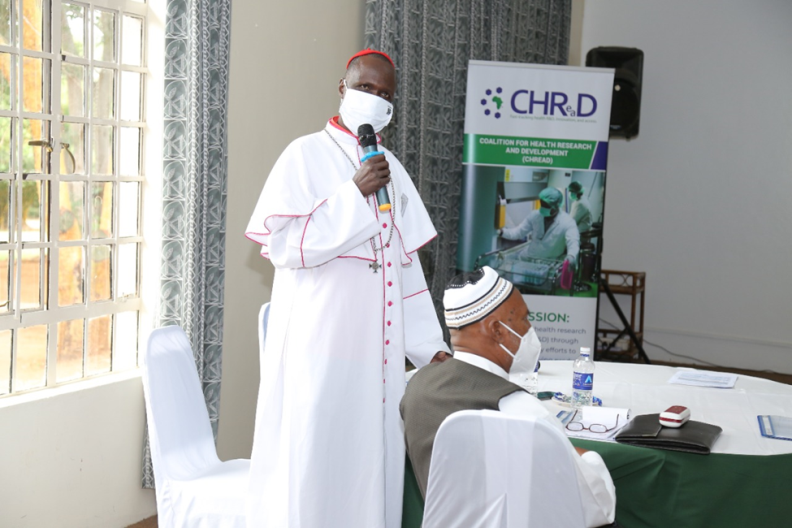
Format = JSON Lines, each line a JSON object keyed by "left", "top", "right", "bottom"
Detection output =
{"left": 0, "top": 0, "right": 148, "bottom": 395}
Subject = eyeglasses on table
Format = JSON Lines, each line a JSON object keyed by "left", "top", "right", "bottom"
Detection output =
{"left": 565, "top": 411, "right": 620, "bottom": 434}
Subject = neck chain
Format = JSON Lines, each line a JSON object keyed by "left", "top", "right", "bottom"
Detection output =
{"left": 324, "top": 129, "right": 394, "bottom": 272}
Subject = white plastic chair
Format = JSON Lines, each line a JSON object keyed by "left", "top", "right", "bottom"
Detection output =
{"left": 258, "top": 302, "right": 270, "bottom": 380}
{"left": 142, "top": 326, "right": 250, "bottom": 527}
{"left": 422, "top": 409, "right": 586, "bottom": 528}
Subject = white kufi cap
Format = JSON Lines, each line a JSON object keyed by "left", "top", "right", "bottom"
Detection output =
{"left": 443, "top": 266, "right": 514, "bottom": 329}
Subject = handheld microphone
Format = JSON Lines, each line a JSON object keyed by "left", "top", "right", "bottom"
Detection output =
{"left": 357, "top": 124, "right": 391, "bottom": 212}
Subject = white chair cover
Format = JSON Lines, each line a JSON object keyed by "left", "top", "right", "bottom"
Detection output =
{"left": 142, "top": 326, "right": 250, "bottom": 527}
{"left": 258, "top": 302, "right": 270, "bottom": 380}
{"left": 423, "top": 409, "right": 586, "bottom": 528}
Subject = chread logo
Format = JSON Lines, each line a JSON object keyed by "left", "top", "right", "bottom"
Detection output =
{"left": 510, "top": 90, "right": 597, "bottom": 118}
{"left": 480, "top": 85, "right": 600, "bottom": 120}
{"left": 480, "top": 87, "right": 504, "bottom": 119}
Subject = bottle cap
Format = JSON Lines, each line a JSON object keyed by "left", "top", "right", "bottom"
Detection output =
{"left": 580, "top": 347, "right": 591, "bottom": 356}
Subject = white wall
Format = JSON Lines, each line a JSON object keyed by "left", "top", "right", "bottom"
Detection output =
{"left": 218, "top": 0, "right": 366, "bottom": 460}
{"left": 577, "top": 0, "right": 792, "bottom": 371}
{"left": 0, "top": 374, "right": 156, "bottom": 527}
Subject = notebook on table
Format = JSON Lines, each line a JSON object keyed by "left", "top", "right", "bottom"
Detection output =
{"left": 758, "top": 415, "right": 792, "bottom": 442}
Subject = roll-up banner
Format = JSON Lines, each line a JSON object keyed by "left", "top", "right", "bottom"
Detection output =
{"left": 458, "top": 61, "right": 614, "bottom": 359}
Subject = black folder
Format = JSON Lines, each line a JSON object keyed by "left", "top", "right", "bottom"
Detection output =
{"left": 615, "top": 414, "right": 722, "bottom": 455}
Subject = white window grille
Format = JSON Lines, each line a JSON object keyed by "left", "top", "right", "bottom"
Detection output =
{"left": 0, "top": 0, "right": 149, "bottom": 395}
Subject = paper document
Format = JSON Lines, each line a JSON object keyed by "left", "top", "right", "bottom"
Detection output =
{"left": 758, "top": 415, "right": 792, "bottom": 442}
{"left": 668, "top": 370, "right": 737, "bottom": 389}
{"left": 557, "top": 406, "right": 630, "bottom": 441}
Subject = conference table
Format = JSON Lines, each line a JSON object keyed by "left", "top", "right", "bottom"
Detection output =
{"left": 402, "top": 361, "right": 792, "bottom": 528}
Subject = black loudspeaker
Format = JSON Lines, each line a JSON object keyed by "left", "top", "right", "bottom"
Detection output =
{"left": 586, "top": 47, "right": 644, "bottom": 140}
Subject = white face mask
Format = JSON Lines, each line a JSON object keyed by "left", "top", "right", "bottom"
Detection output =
{"left": 339, "top": 80, "right": 394, "bottom": 134}
{"left": 499, "top": 322, "right": 542, "bottom": 375}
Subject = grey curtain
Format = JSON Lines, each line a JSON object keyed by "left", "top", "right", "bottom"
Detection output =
{"left": 364, "top": 0, "right": 571, "bottom": 321}
{"left": 143, "top": 0, "right": 232, "bottom": 488}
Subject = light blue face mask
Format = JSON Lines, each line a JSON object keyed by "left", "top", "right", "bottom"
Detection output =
{"left": 539, "top": 207, "right": 553, "bottom": 217}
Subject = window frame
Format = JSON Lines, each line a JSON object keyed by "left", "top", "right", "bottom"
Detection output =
{"left": 0, "top": 0, "right": 159, "bottom": 397}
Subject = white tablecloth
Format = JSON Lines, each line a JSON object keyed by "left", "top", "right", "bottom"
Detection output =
{"left": 536, "top": 361, "right": 792, "bottom": 456}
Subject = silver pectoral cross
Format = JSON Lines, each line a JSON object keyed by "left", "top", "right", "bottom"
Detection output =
{"left": 369, "top": 260, "right": 381, "bottom": 273}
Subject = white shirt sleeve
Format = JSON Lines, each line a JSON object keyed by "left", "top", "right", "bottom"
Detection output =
{"left": 400, "top": 259, "right": 450, "bottom": 368}
{"left": 499, "top": 392, "right": 616, "bottom": 527}
{"left": 501, "top": 214, "right": 534, "bottom": 240}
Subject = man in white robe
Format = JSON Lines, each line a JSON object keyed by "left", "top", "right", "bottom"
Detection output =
{"left": 245, "top": 50, "right": 450, "bottom": 528}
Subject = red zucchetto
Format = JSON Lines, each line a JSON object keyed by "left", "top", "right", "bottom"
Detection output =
{"left": 346, "top": 49, "right": 395, "bottom": 69}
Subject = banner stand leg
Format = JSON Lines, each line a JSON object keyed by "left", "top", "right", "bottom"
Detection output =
{"left": 599, "top": 278, "right": 651, "bottom": 364}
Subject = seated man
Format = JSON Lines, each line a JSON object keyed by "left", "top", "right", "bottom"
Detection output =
{"left": 400, "top": 266, "right": 616, "bottom": 527}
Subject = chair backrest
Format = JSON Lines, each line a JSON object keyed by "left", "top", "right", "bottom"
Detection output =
{"left": 423, "top": 409, "right": 586, "bottom": 528}
{"left": 142, "top": 326, "right": 220, "bottom": 485}
{"left": 258, "top": 302, "right": 270, "bottom": 380}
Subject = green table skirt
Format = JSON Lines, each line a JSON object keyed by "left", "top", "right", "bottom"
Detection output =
{"left": 402, "top": 441, "right": 792, "bottom": 528}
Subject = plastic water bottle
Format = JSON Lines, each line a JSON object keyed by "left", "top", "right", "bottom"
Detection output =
{"left": 572, "top": 347, "right": 594, "bottom": 409}
{"left": 525, "top": 362, "right": 539, "bottom": 397}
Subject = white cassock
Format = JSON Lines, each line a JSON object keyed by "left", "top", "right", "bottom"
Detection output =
{"left": 245, "top": 117, "right": 450, "bottom": 528}
{"left": 456, "top": 352, "right": 617, "bottom": 528}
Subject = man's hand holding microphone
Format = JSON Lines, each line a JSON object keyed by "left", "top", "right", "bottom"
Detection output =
{"left": 353, "top": 124, "right": 391, "bottom": 212}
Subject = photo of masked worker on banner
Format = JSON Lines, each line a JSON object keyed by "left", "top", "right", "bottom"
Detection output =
{"left": 468, "top": 166, "right": 606, "bottom": 299}
{"left": 568, "top": 181, "right": 592, "bottom": 233}
{"left": 498, "top": 187, "right": 580, "bottom": 266}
